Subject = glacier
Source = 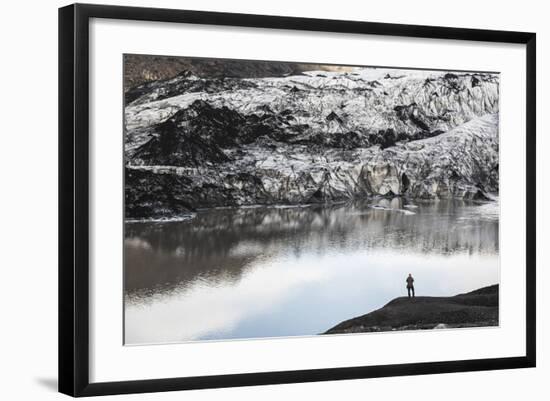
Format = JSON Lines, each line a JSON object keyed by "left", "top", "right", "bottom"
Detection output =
{"left": 124, "top": 67, "right": 499, "bottom": 219}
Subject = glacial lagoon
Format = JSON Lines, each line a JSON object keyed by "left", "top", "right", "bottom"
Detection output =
{"left": 124, "top": 198, "right": 499, "bottom": 345}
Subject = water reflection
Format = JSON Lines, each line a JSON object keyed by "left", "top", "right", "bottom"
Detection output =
{"left": 124, "top": 198, "right": 499, "bottom": 344}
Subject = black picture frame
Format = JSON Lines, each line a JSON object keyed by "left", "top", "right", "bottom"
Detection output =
{"left": 59, "top": 3, "right": 536, "bottom": 397}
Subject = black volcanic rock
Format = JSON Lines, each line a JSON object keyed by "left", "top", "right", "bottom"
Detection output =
{"left": 125, "top": 166, "right": 276, "bottom": 219}
{"left": 324, "top": 284, "right": 499, "bottom": 334}
{"left": 394, "top": 103, "right": 431, "bottom": 131}
{"left": 132, "top": 106, "right": 230, "bottom": 167}
{"left": 125, "top": 168, "right": 194, "bottom": 219}
{"left": 125, "top": 166, "right": 272, "bottom": 219}
{"left": 328, "top": 131, "right": 369, "bottom": 149}
{"left": 131, "top": 99, "right": 302, "bottom": 167}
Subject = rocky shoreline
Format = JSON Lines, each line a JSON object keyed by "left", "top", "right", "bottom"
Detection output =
{"left": 324, "top": 284, "right": 499, "bottom": 334}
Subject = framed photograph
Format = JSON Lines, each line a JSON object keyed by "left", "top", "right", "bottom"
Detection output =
{"left": 59, "top": 3, "right": 536, "bottom": 397}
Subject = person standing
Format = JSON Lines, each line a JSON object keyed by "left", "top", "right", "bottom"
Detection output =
{"left": 406, "top": 273, "right": 415, "bottom": 298}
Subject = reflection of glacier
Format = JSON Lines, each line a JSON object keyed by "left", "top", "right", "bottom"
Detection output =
{"left": 124, "top": 198, "right": 499, "bottom": 344}
{"left": 125, "top": 199, "right": 498, "bottom": 297}
{"left": 125, "top": 198, "right": 499, "bottom": 344}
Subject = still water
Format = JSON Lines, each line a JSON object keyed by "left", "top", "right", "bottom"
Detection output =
{"left": 124, "top": 198, "right": 499, "bottom": 345}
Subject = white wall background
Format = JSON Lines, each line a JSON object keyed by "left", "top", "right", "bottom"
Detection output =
{"left": 0, "top": 0, "right": 546, "bottom": 399}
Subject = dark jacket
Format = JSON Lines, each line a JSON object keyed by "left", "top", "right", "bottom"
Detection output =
{"left": 406, "top": 276, "right": 414, "bottom": 288}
